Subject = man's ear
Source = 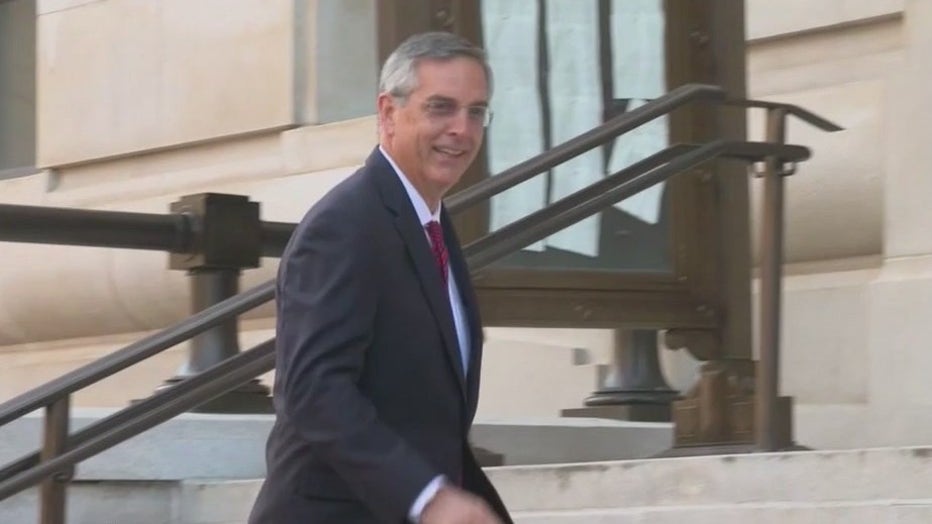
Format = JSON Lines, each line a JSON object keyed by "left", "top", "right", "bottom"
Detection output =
{"left": 377, "top": 93, "right": 396, "bottom": 135}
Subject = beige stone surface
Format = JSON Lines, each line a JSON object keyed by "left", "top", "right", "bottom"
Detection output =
{"left": 475, "top": 337, "right": 599, "bottom": 419}
{"left": 38, "top": 116, "right": 375, "bottom": 209}
{"left": 747, "top": 17, "right": 902, "bottom": 263}
{"left": 38, "top": 0, "right": 100, "bottom": 14}
{"left": 36, "top": 0, "right": 294, "bottom": 166}
{"left": 748, "top": 15, "right": 903, "bottom": 96}
{"left": 867, "top": 255, "right": 932, "bottom": 406}
{"left": 48, "top": 133, "right": 286, "bottom": 205}
{"left": 746, "top": 0, "right": 904, "bottom": 42}
{"left": 749, "top": 81, "right": 885, "bottom": 263}
{"left": 0, "top": 333, "right": 187, "bottom": 406}
{"left": 0, "top": 321, "right": 275, "bottom": 406}
{"left": 0, "top": 118, "right": 374, "bottom": 346}
{"left": 884, "top": 0, "right": 932, "bottom": 257}
{"left": 752, "top": 261, "right": 877, "bottom": 405}
{"left": 281, "top": 116, "right": 376, "bottom": 177}
{"left": 484, "top": 327, "right": 614, "bottom": 363}
{"left": 741, "top": 0, "right": 932, "bottom": 453}
{"left": 34, "top": 0, "right": 378, "bottom": 168}
{"left": 795, "top": 403, "right": 932, "bottom": 450}
{"left": 0, "top": 168, "right": 51, "bottom": 205}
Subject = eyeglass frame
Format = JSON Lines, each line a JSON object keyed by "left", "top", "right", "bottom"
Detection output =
{"left": 395, "top": 95, "right": 493, "bottom": 128}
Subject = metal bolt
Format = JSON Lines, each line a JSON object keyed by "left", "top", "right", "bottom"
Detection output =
{"left": 435, "top": 8, "right": 454, "bottom": 27}
{"left": 689, "top": 29, "right": 710, "bottom": 46}
{"left": 573, "top": 303, "right": 593, "bottom": 320}
{"left": 696, "top": 304, "right": 714, "bottom": 317}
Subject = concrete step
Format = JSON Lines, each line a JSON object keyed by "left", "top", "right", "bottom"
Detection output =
{"left": 4, "top": 481, "right": 191, "bottom": 524}
{"left": 188, "top": 479, "right": 932, "bottom": 524}
{"left": 2, "top": 479, "right": 262, "bottom": 524}
{"left": 487, "top": 446, "right": 932, "bottom": 512}
{"left": 10, "top": 484, "right": 928, "bottom": 524}
{"left": 511, "top": 500, "right": 932, "bottom": 523}
{"left": 6, "top": 446, "right": 932, "bottom": 523}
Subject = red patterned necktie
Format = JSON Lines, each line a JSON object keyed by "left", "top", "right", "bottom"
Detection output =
{"left": 425, "top": 220, "right": 449, "bottom": 290}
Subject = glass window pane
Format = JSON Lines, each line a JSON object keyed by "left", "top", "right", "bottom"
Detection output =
{"left": 482, "top": 0, "right": 671, "bottom": 272}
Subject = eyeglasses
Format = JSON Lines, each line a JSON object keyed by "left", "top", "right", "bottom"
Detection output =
{"left": 421, "top": 98, "right": 493, "bottom": 127}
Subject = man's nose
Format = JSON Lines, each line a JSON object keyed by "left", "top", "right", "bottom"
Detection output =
{"left": 446, "top": 108, "right": 473, "bottom": 135}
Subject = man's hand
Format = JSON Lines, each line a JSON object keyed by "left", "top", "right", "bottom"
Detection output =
{"left": 420, "top": 485, "right": 502, "bottom": 524}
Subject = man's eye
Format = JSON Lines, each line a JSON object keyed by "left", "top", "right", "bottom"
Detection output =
{"left": 428, "top": 101, "right": 456, "bottom": 114}
{"left": 467, "top": 107, "right": 487, "bottom": 119}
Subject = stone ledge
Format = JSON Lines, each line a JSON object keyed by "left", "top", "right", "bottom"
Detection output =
{"left": 746, "top": 0, "right": 904, "bottom": 43}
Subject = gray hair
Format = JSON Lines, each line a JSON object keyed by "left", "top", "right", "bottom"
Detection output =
{"left": 379, "top": 31, "right": 493, "bottom": 104}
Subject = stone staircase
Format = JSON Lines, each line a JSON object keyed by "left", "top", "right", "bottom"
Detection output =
{"left": 5, "top": 444, "right": 932, "bottom": 522}
{"left": 3, "top": 411, "right": 932, "bottom": 522}
{"left": 0, "top": 410, "right": 668, "bottom": 523}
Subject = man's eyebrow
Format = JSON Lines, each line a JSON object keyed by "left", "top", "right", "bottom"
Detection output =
{"left": 425, "top": 95, "right": 456, "bottom": 104}
{"left": 425, "top": 94, "right": 489, "bottom": 107}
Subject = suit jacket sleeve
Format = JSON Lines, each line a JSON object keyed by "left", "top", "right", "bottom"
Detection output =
{"left": 276, "top": 206, "right": 438, "bottom": 522}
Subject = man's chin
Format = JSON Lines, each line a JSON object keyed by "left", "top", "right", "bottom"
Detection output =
{"left": 427, "top": 172, "right": 467, "bottom": 193}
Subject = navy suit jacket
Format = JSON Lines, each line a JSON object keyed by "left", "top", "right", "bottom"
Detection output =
{"left": 248, "top": 148, "right": 511, "bottom": 523}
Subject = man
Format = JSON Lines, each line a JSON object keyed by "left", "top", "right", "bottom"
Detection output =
{"left": 248, "top": 32, "right": 512, "bottom": 524}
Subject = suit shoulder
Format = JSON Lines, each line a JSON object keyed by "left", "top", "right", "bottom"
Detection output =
{"left": 309, "top": 166, "right": 381, "bottom": 220}
{"left": 283, "top": 165, "right": 384, "bottom": 254}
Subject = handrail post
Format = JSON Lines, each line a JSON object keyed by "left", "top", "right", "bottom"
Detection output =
{"left": 156, "top": 193, "right": 273, "bottom": 413}
{"left": 186, "top": 268, "right": 241, "bottom": 372}
{"left": 39, "top": 396, "right": 71, "bottom": 524}
{"left": 564, "top": 330, "right": 679, "bottom": 422}
{"left": 755, "top": 108, "right": 795, "bottom": 451}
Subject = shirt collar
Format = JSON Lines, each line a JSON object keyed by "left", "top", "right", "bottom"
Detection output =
{"left": 379, "top": 145, "right": 441, "bottom": 226}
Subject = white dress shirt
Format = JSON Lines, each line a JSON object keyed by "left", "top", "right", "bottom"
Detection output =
{"left": 379, "top": 146, "right": 471, "bottom": 522}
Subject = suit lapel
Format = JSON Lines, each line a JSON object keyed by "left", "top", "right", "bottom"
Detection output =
{"left": 367, "top": 149, "right": 468, "bottom": 402}
{"left": 442, "top": 209, "right": 484, "bottom": 417}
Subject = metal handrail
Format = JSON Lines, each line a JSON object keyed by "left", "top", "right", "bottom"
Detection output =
{"left": 446, "top": 83, "right": 727, "bottom": 213}
{"left": 260, "top": 221, "right": 298, "bottom": 258}
{"left": 0, "top": 280, "right": 275, "bottom": 427}
{"left": 726, "top": 98, "right": 844, "bottom": 132}
{"left": 0, "top": 204, "right": 193, "bottom": 252}
{"left": 0, "top": 202, "right": 296, "bottom": 258}
{"left": 0, "top": 339, "right": 276, "bottom": 500}
{"left": 464, "top": 141, "right": 810, "bottom": 269}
